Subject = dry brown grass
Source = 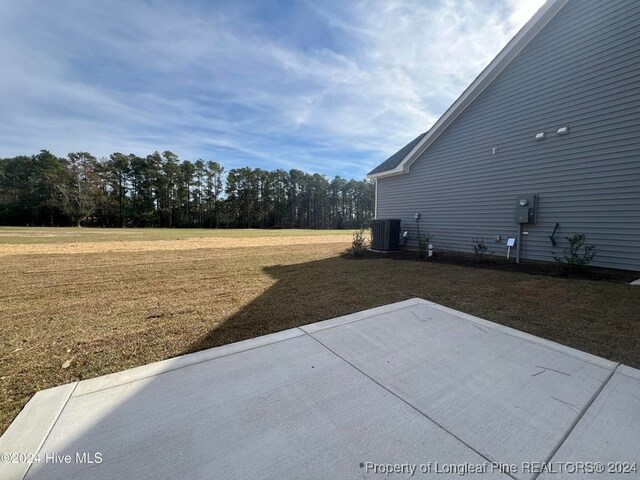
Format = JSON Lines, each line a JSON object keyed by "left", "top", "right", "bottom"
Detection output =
{"left": 0, "top": 234, "right": 350, "bottom": 256}
{"left": 0, "top": 227, "right": 352, "bottom": 244}
{"left": 1, "top": 228, "right": 639, "bottom": 435}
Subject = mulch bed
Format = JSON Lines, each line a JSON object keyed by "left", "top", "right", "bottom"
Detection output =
{"left": 355, "top": 248, "right": 638, "bottom": 283}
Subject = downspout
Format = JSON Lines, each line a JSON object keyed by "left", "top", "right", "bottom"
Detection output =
{"left": 374, "top": 179, "right": 378, "bottom": 219}
{"left": 516, "top": 223, "right": 522, "bottom": 264}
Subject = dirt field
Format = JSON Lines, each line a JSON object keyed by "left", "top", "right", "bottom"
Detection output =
{"left": 1, "top": 227, "right": 639, "bottom": 435}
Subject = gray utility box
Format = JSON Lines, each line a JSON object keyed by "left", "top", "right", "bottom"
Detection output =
{"left": 371, "top": 219, "right": 401, "bottom": 251}
{"left": 515, "top": 194, "right": 538, "bottom": 224}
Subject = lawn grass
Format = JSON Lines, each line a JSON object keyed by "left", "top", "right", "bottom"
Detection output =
{"left": 1, "top": 227, "right": 639, "bottom": 435}
{"left": 0, "top": 226, "right": 352, "bottom": 244}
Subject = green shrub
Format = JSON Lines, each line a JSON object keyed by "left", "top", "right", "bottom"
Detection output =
{"left": 552, "top": 233, "right": 595, "bottom": 270}
{"left": 351, "top": 229, "right": 368, "bottom": 257}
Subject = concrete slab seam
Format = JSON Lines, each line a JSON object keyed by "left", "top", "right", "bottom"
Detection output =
{"left": 76, "top": 301, "right": 420, "bottom": 397}
{"left": 301, "top": 329, "right": 518, "bottom": 480}
{"left": 412, "top": 299, "right": 615, "bottom": 370}
{"left": 615, "top": 364, "right": 640, "bottom": 381}
{"left": 74, "top": 330, "right": 305, "bottom": 398}
{"left": 299, "top": 299, "right": 421, "bottom": 333}
{"left": 21, "top": 381, "right": 79, "bottom": 480}
{"left": 530, "top": 364, "right": 619, "bottom": 480}
{"left": 300, "top": 303, "right": 420, "bottom": 334}
{"left": 479, "top": 327, "right": 613, "bottom": 372}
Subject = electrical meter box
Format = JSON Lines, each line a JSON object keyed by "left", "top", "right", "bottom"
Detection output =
{"left": 515, "top": 194, "right": 537, "bottom": 224}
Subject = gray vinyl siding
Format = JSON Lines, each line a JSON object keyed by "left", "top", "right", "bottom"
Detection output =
{"left": 376, "top": 0, "right": 640, "bottom": 271}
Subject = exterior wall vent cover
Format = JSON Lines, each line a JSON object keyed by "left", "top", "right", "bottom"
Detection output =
{"left": 371, "top": 219, "right": 401, "bottom": 251}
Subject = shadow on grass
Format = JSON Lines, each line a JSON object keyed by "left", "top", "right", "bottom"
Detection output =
{"left": 183, "top": 253, "right": 640, "bottom": 365}
{"left": 183, "top": 255, "right": 416, "bottom": 354}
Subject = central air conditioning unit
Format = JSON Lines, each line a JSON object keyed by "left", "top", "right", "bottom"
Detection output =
{"left": 370, "top": 219, "right": 401, "bottom": 251}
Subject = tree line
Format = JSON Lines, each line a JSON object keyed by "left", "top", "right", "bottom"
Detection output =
{"left": 0, "top": 150, "right": 374, "bottom": 229}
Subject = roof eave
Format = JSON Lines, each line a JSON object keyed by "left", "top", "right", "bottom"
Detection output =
{"left": 367, "top": 166, "right": 406, "bottom": 180}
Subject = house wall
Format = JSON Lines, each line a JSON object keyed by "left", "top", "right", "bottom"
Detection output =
{"left": 376, "top": 0, "right": 640, "bottom": 271}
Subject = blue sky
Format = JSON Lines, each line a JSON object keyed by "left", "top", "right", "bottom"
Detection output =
{"left": 0, "top": 0, "right": 545, "bottom": 178}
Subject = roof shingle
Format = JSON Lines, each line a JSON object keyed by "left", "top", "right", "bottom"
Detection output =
{"left": 368, "top": 132, "right": 426, "bottom": 176}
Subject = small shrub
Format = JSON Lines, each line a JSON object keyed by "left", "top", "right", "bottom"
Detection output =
{"left": 417, "top": 233, "right": 433, "bottom": 259}
{"left": 351, "top": 229, "right": 368, "bottom": 257}
{"left": 552, "top": 233, "right": 596, "bottom": 270}
{"left": 472, "top": 237, "right": 493, "bottom": 257}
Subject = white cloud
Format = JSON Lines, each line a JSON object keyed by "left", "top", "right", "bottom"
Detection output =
{"left": 0, "top": 0, "right": 547, "bottom": 177}
{"left": 508, "top": 0, "right": 548, "bottom": 26}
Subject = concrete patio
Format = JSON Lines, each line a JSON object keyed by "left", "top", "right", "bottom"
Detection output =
{"left": 1, "top": 298, "right": 638, "bottom": 479}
